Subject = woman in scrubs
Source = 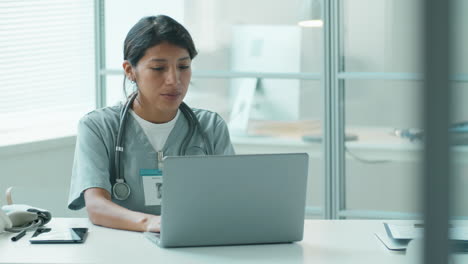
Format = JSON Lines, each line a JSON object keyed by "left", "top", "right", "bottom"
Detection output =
{"left": 68, "top": 15, "right": 235, "bottom": 232}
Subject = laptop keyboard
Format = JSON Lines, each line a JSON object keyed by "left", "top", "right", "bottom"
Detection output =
{"left": 144, "top": 232, "right": 161, "bottom": 245}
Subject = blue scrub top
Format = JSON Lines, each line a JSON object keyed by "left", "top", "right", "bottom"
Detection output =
{"left": 68, "top": 103, "right": 235, "bottom": 215}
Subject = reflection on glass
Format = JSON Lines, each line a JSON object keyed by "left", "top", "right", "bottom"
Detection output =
{"left": 344, "top": 80, "right": 423, "bottom": 216}
{"left": 185, "top": 0, "right": 321, "bottom": 72}
{"left": 342, "top": 0, "right": 423, "bottom": 72}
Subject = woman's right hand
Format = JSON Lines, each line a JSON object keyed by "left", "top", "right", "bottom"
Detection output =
{"left": 84, "top": 187, "right": 161, "bottom": 232}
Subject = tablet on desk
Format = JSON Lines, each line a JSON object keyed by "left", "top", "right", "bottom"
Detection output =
{"left": 29, "top": 227, "right": 88, "bottom": 244}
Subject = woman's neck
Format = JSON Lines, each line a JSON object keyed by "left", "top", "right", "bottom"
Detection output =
{"left": 131, "top": 98, "right": 177, "bottom": 124}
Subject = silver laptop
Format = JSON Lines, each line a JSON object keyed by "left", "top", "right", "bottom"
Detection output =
{"left": 146, "top": 153, "right": 309, "bottom": 248}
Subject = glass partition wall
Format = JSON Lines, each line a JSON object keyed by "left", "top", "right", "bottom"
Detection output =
{"left": 338, "top": 0, "right": 424, "bottom": 219}
{"left": 451, "top": 0, "right": 468, "bottom": 263}
{"left": 96, "top": 1, "right": 466, "bottom": 238}
{"left": 319, "top": 0, "right": 427, "bottom": 219}
{"left": 452, "top": 0, "right": 468, "bottom": 218}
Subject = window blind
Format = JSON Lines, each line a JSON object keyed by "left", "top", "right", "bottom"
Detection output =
{"left": 0, "top": 0, "right": 95, "bottom": 145}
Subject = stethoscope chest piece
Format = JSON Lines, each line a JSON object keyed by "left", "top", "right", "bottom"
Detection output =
{"left": 113, "top": 179, "right": 131, "bottom": 200}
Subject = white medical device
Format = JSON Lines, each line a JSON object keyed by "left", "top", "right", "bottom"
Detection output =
{"left": 1, "top": 188, "right": 52, "bottom": 234}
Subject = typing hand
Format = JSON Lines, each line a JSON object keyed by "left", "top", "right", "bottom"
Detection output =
{"left": 145, "top": 215, "right": 161, "bottom": 233}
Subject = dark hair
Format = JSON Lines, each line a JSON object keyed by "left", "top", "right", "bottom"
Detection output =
{"left": 123, "top": 15, "right": 197, "bottom": 96}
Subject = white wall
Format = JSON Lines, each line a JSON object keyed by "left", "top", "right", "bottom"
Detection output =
{"left": 0, "top": 138, "right": 86, "bottom": 217}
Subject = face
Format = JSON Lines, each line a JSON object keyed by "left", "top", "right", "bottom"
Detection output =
{"left": 124, "top": 42, "right": 192, "bottom": 120}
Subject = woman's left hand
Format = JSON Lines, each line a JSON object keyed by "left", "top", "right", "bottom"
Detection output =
{"left": 144, "top": 214, "right": 161, "bottom": 233}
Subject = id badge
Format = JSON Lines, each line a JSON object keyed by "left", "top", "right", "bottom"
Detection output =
{"left": 140, "top": 169, "right": 163, "bottom": 206}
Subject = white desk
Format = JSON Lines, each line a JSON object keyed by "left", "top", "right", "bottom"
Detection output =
{"left": 1, "top": 218, "right": 466, "bottom": 264}
{"left": 232, "top": 126, "right": 468, "bottom": 163}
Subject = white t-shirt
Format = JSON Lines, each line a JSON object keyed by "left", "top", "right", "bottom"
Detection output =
{"left": 129, "top": 109, "right": 180, "bottom": 152}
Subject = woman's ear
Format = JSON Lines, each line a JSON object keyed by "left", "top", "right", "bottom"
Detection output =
{"left": 122, "top": 60, "right": 135, "bottom": 81}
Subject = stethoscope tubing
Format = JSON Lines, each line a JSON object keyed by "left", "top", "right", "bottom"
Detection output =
{"left": 112, "top": 92, "right": 213, "bottom": 200}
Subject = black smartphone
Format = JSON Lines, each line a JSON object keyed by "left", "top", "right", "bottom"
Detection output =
{"left": 29, "top": 227, "right": 88, "bottom": 244}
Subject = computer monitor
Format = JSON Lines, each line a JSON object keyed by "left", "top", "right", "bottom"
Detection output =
{"left": 229, "top": 25, "right": 302, "bottom": 135}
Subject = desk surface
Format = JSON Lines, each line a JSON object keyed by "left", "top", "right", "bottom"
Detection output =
{"left": 232, "top": 126, "right": 468, "bottom": 162}
{"left": 0, "top": 218, "right": 466, "bottom": 264}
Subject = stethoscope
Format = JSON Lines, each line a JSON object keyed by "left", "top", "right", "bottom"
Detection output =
{"left": 112, "top": 92, "right": 213, "bottom": 200}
